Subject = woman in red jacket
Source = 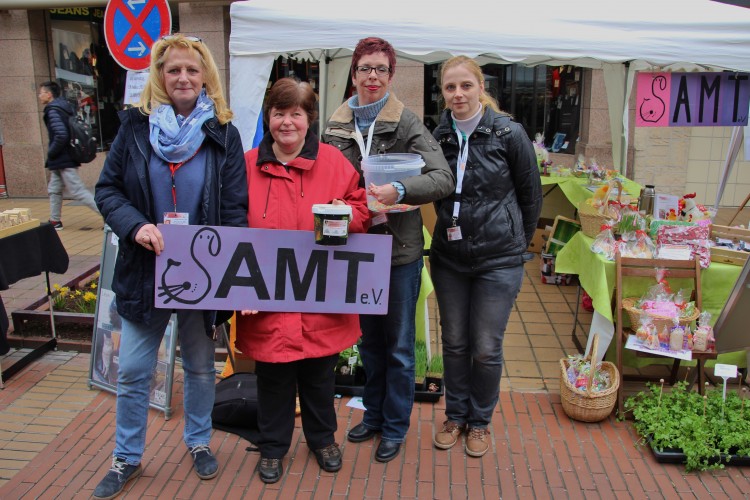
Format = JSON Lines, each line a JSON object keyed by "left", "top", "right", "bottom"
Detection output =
{"left": 236, "top": 78, "right": 369, "bottom": 484}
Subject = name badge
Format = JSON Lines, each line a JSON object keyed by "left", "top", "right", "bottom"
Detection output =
{"left": 163, "top": 212, "right": 189, "bottom": 225}
{"left": 447, "top": 226, "right": 463, "bottom": 241}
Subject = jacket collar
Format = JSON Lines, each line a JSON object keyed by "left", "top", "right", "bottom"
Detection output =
{"left": 256, "top": 128, "right": 319, "bottom": 170}
{"left": 327, "top": 93, "right": 405, "bottom": 130}
{"left": 434, "top": 106, "right": 509, "bottom": 140}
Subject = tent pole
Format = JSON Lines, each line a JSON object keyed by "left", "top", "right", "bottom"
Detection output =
{"left": 319, "top": 51, "right": 329, "bottom": 139}
{"left": 619, "top": 62, "right": 631, "bottom": 176}
{"left": 714, "top": 125, "right": 744, "bottom": 214}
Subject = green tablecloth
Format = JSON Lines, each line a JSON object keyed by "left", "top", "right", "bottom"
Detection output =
{"left": 555, "top": 232, "right": 746, "bottom": 368}
{"left": 540, "top": 175, "right": 642, "bottom": 208}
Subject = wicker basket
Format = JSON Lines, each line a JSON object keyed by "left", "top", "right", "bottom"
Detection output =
{"left": 578, "top": 179, "right": 623, "bottom": 237}
{"left": 560, "top": 334, "right": 619, "bottom": 422}
{"left": 622, "top": 297, "right": 700, "bottom": 332}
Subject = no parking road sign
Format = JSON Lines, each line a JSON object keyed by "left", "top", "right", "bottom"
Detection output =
{"left": 104, "top": 0, "right": 171, "bottom": 71}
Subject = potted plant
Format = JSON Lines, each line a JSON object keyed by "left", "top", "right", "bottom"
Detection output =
{"left": 425, "top": 353, "right": 443, "bottom": 394}
{"left": 335, "top": 343, "right": 363, "bottom": 388}
{"left": 414, "top": 341, "right": 427, "bottom": 392}
{"left": 624, "top": 380, "right": 750, "bottom": 471}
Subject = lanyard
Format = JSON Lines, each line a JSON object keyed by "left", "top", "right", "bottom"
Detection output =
{"left": 452, "top": 125, "right": 470, "bottom": 223}
{"left": 354, "top": 118, "right": 376, "bottom": 159}
{"left": 167, "top": 147, "right": 201, "bottom": 212}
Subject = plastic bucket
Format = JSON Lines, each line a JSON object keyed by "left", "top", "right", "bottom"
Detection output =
{"left": 361, "top": 153, "right": 425, "bottom": 213}
{"left": 312, "top": 204, "right": 352, "bottom": 245}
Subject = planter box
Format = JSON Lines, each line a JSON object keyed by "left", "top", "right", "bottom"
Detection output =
{"left": 647, "top": 436, "right": 750, "bottom": 466}
{"left": 10, "top": 265, "right": 99, "bottom": 333}
{"left": 334, "top": 379, "right": 444, "bottom": 403}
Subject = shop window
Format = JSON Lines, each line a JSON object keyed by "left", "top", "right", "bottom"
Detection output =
{"left": 424, "top": 63, "right": 582, "bottom": 155}
{"left": 48, "top": 8, "right": 137, "bottom": 151}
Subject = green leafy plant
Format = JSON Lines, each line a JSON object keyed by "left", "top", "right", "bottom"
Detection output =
{"left": 50, "top": 275, "right": 99, "bottom": 314}
{"left": 415, "top": 341, "right": 428, "bottom": 382}
{"left": 625, "top": 380, "right": 750, "bottom": 471}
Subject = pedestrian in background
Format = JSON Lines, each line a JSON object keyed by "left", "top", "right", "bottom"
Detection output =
{"left": 92, "top": 34, "right": 248, "bottom": 499}
{"left": 323, "top": 37, "right": 454, "bottom": 463}
{"left": 430, "top": 55, "right": 542, "bottom": 457}
{"left": 38, "top": 80, "right": 99, "bottom": 230}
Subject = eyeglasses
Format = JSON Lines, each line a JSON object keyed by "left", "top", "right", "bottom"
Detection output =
{"left": 355, "top": 65, "right": 391, "bottom": 76}
{"left": 161, "top": 35, "right": 203, "bottom": 43}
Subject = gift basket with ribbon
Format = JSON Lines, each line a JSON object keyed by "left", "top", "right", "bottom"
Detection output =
{"left": 579, "top": 179, "right": 623, "bottom": 238}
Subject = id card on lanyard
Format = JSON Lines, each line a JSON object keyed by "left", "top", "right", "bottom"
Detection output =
{"left": 448, "top": 126, "right": 469, "bottom": 241}
{"left": 164, "top": 147, "right": 200, "bottom": 225}
{"left": 355, "top": 119, "right": 389, "bottom": 226}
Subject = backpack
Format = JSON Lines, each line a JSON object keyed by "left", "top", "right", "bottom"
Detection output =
{"left": 211, "top": 372, "right": 260, "bottom": 444}
{"left": 67, "top": 111, "right": 97, "bottom": 164}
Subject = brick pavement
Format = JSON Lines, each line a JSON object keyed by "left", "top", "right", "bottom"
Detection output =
{"left": 0, "top": 352, "right": 748, "bottom": 498}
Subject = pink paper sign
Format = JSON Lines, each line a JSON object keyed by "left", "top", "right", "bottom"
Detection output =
{"left": 154, "top": 224, "right": 392, "bottom": 314}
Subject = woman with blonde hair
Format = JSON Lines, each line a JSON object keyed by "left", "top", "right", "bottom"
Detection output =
{"left": 430, "top": 55, "right": 541, "bottom": 457}
{"left": 93, "top": 34, "right": 248, "bottom": 498}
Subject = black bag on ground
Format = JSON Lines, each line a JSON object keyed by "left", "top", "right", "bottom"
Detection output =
{"left": 212, "top": 372, "right": 260, "bottom": 444}
{"left": 67, "top": 111, "right": 97, "bottom": 164}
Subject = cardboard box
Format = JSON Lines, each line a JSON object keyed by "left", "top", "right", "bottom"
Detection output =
{"left": 540, "top": 252, "right": 577, "bottom": 285}
{"left": 527, "top": 227, "right": 550, "bottom": 253}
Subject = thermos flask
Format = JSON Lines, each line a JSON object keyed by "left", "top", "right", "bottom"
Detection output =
{"left": 638, "top": 185, "right": 655, "bottom": 216}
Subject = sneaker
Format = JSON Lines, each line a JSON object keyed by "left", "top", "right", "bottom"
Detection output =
{"left": 465, "top": 427, "right": 491, "bottom": 457}
{"left": 93, "top": 456, "right": 142, "bottom": 499}
{"left": 49, "top": 220, "right": 63, "bottom": 231}
{"left": 189, "top": 444, "right": 219, "bottom": 480}
{"left": 433, "top": 420, "right": 465, "bottom": 450}
{"left": 258, "top": 457, "right": 283, "bottom": 484}
{"left": 313, "top": 443, "right": 342, "bottom": 472}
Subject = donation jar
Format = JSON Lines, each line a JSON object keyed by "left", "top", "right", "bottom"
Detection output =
{"left": 312, "top": 204, "right": 352, "bottom": 245}
{"left": 362, "top": 153, "right": 424, "bottom": 213}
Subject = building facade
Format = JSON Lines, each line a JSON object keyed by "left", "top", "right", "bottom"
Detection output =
{"left": 0, "top": 3, "right": 747, "bottom": 211}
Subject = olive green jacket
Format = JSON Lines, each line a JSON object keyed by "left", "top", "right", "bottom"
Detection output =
{"left": 323, "top": 94, "right": 455, "bottom": 266}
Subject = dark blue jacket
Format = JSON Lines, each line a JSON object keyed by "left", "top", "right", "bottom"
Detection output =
{"left": 431, "top": 107, "right": 542, "bottom": 272}
{"left": 95, "top": 107, "right": 248, "bottom": 331}
{"left": 43, "top": 97, "right": 79, "bottom": 170}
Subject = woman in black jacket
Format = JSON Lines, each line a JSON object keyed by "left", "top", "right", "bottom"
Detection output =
{"left": 92, "top": 34, "right": 247, "bottom": 499}
{"left": 430, "top": 56, "right": 542, "bottom": 457}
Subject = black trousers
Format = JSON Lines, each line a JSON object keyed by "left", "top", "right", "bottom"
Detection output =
{"left": 255, "top": 354, "right": 338, "bottom": 458}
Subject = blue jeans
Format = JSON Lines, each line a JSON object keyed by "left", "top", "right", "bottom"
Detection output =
{"left": 114, "top": 308, "right": 215, "bottom": 465}
{"left": 359, "top": 259, "right": 422, "bottom": 443}
{"left": 431, "top": 263, "right": 524, "bottom": 429}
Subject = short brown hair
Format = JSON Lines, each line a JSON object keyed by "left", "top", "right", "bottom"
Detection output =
{"left": 264, "top": 78, "right": 318, "bottom": 125}
{"left": 351, "top": 37, "right": 396, "bottom": 79}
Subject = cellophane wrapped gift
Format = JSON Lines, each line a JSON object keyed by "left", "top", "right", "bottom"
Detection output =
{"left": 656, "top": 224, "right": 710, "bottom": 268}
{"left": 591, "top": 225, "right": 618, "bottom": 260}
{"left": 620, "top": 230, "right": 656, "bottom": 259}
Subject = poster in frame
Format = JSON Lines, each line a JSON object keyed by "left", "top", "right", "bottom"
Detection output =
{"left": 88, "top": 227, "right": 178, "bottom": 418}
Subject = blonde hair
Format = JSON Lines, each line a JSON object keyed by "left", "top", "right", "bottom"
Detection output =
{"left": 138, "top": 34, "right": 233, "bottom": 124}
{"left": 439, "top": 56, "right": 501, "bottom": 114}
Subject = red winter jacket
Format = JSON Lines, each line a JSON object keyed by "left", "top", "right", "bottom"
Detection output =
{"left": 235, "top": 130, "right": 369, "bottom": 363}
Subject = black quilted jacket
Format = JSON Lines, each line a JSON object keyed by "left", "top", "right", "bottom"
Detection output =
{"left": 43, "top": 97, "right": 79, "bottom": 170}
{"left": 430, "top": 107, "right": 542, "bottom": 272}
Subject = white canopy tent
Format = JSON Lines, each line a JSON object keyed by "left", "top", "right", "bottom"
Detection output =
{"left": 229, "top": 0, "right": 750, "bottom": 181}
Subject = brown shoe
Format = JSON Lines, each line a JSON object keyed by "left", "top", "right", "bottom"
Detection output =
{"left": 433, "top": 420, "right": 465, "bottom": 450}
{"left": 465, "top": 427, "right": 490, "bottom": 457}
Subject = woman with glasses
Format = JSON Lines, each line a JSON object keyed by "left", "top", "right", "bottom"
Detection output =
{"left": 430, "top": 56, "right": 541, "bottom": 457}
{"left": 93, "top": 34, "right": 248, "bottom": 498}
{"left": 323, "top": 37, "right": 454, "bottom": 463}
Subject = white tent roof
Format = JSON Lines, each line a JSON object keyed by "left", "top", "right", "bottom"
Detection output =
{"left": 229, "top": 0, "right": 750, "bottom": 165}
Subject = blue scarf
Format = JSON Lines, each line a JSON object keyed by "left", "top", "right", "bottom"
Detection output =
{"left": 149, "top": 89, "right": 215, "bottom": 163}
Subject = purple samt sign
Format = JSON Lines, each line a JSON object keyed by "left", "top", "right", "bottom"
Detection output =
{"left": 154, "top": 224, "right": 392, "bottom": 314}
{"left": 636, "top": 72, "right": 749, "bottom": 127}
